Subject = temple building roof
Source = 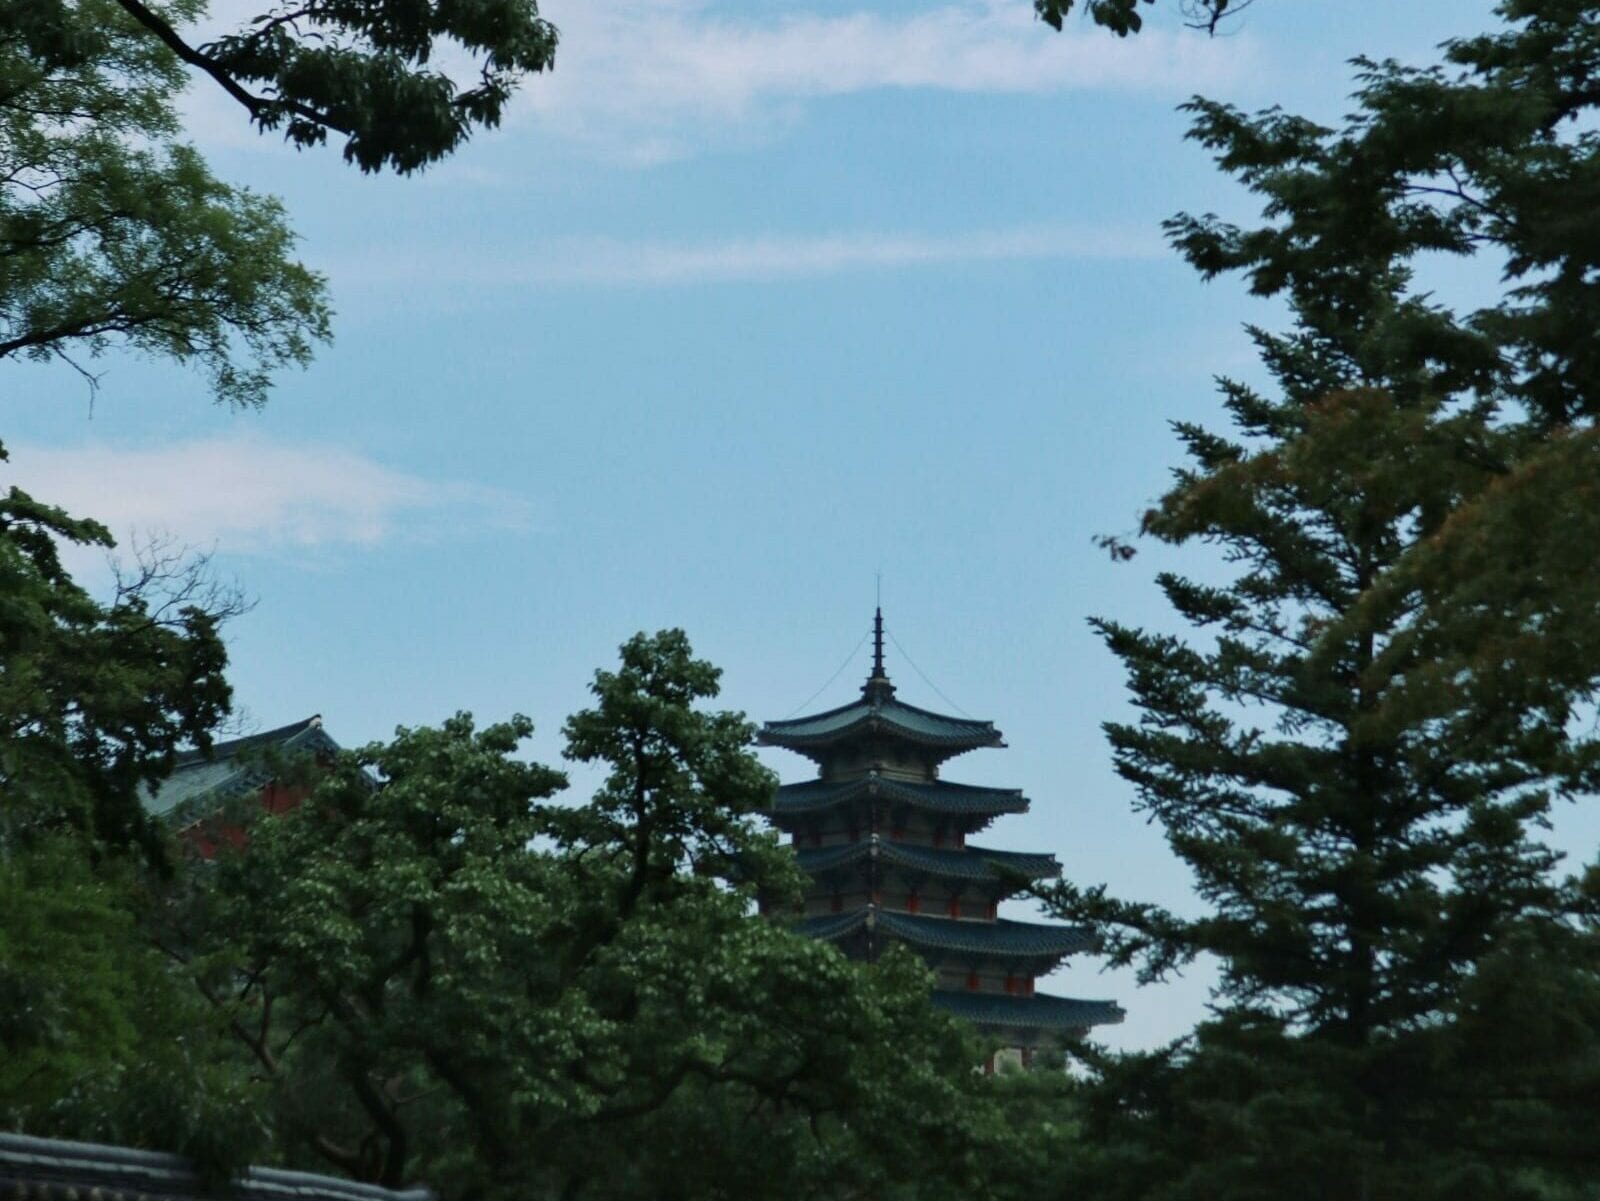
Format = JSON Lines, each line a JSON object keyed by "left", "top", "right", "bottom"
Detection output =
{"left": 140, "top": 716, "right": 338, "bottom": 824}
{"left": 794, "top": 838, "right": 1060, "bottom": 885}
{"left": 769, "top": 775, "right": 1029, "bottom": 820}
{"left": 797, "top": 908, "right": 1096, "bottom": 960}
{"left": 932, "top": 991, "right": 1124, "bottom": 1031}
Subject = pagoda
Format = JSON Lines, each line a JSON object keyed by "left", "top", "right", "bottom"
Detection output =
{"left": 759, "top": 611, "right": 1122, "bottom": 1068}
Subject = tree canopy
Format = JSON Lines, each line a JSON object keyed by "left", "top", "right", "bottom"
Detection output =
{"left": 2, "top": 0, "right": 556, "bottom": 405}
{"left": 1035, "top": 2, "right": 1600, "bottom": 1196}
{"left": 1034, "top": 0, "right": 1248, "bottom": 36}
{"left": 1, "top": 1, "right": 327, "bottom": 406}
{"left": 0, "top": 445, "right": 232, "bottom": 859}
{"left": 106, "top": 0, "right": 557, "bottom": 174}
{"left": 154, "top": 633, "right": 1042, "bottom": 1201}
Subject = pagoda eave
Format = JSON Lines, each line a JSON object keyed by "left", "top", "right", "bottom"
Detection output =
{"left": 932, "top": 990, "right": 1125, "bottom": 1034}
{"left": 793, "top": 839, "right": 1060, "bottom": 888}
{"left": 768, "top": 775, "right": 1030, "bottom": 821}
{"left": 797, "top": 908, "right": 1095, "bottom": 966}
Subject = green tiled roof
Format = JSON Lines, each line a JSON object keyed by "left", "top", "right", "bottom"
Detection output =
{"left": 932, "top": 990, "right": 1124, "bottom": 1031}
{"left": 760, "top": 685, "right": 1002, "bottom": 756}
{"left": 771, "top": 775, "right": 1028, "bottom": 818}
{"left": 796, "top": 908, "right": 1094, "bottom": 960}
{"left": 794, "top": 838, "right": 1060, "bottom": 884}
{"left": 139, "top": 716, "right": 338, "bottom": 824}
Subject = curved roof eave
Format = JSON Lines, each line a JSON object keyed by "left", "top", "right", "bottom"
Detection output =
{"left": 931, "top": 990, "right": 1125, "bottom": 1030}
{"left": 877, "top": 911, "right": 1096, "bottom": 958}
{"left": 792, "top": 840, "right": 1061, "bottom": 884}
{"left": 759, "top": 694, "right": 1004, "bottom": 754}
{"left": 769, "top": 776, "right": 1030, "bottom": 818}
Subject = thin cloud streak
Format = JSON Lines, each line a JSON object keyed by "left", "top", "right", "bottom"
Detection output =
{"left": 526, "top": 0, "right": 1256, "bottom": 162}
{"left": 6, "top": 437, "right": 532, "bottom": 559}
{"left": 341, "top": 224, "right": 1169, "bottom": 289}
{"left": 174, "top": 1, "right": 1256, "bottom": 165}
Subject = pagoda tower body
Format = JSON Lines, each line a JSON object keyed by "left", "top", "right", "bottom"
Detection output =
{"left": 759, "top": 611, "right": 1122, "bottom": 1068}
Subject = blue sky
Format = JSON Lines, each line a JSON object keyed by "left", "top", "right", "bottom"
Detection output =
{"left": 13, "top": 0, "right": 1593, "bottom": 1050}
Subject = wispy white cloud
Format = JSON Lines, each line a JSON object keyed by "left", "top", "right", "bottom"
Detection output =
{"left": 525, "top": 0, "right": 1256, "bottom": 162}
{"left": 339, "top": 223, "right": 1167, "bottom": 289}
{"left": 173, "top": 0, "right": 1255, "bottom": 165}
{"left": 5, "top": 437, "right": 531, "bottom": 559}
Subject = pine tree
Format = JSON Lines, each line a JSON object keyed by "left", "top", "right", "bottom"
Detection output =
{"left": 1039, "top": 7, "right": 1600, "bottom": 1195}
{"left": 1040, "top": 327, "right": 1599, "bottom": 1199}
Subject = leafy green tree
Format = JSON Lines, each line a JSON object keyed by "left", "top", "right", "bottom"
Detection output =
{"left": 107, "top": 0, "right": 558, "bottom": 174}
{"left": 0, "top": 836, "right": 265, "bottom": 1168}
{"left": 0, "top": 446, "right": 232, "bottom": 859}
{"left": 1034, "top": 0, "right": 1245, "bottom": 36}
{"left": 175, "top": 632, "right": 1031, "bottom": 1201}
{"left": 2, "top": 0, "right": 555, "bottom": 405}
{"left": 1, "top": 0, "right": 328, "bottom": 406}
{"left": 0, "top": 444, "right": 253, "bottom": 1157}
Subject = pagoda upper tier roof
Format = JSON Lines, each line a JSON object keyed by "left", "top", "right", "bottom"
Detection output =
{"left": 770, "top": 774, "right": 1028, "bottom": 820}
{"left": 794, "top": 838, "right": 1060, "bottom": 885}
{"left": 932, "top": 990, "right": 1124, "bottom": 1031}
{"left": 759, "top": 680, "right": 1002, "bottom": 758}
{"left": 797, "top": 908, "right": 1095, "bottom": 960}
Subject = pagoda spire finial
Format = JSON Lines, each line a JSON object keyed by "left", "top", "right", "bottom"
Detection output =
{"left": 872, "top": 606, "right": 886, "bottom": 678}
{"left": 865, "top": 606, "right": 895, "bottom": 698}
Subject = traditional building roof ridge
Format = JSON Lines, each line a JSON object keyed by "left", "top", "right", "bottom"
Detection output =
{"left": 793, "top": 837, "right": 1060, "bottom": 884}
{"left": 770, "top": 774, "right": 1029, "bottom": 818}
{"left": 931, "top": 990, "right": 1124, "bottom": 1031}
{"left": 170, "top": 714, "right": 328, "bottom": 768}
{"left": 141, "top": 715, "right": 340, "bottom": 823}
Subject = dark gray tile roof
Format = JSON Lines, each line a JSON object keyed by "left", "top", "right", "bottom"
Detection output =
{"left": 794, "top": 838, "right": 1060, "bottom": 884}
{"left": 771, "top": 775, "right": 1029, "bottom": 818}
{"left": 760, "top": 690, "right": 1002, "bottom": 754}
{"left": 795, "top": 908, "right": 1094, "bottom": 960}
{"left": 932, "top": 990, "right": 1124, "bottom": 1031}
{"left": 139, "top": 716, "right": 339, "bottom": 824}
{"left": 877, "top": 911, "right": 1095, "bottom": 958}
{"left": 0, "top": 1132, "right": 432, "bottom": 1201}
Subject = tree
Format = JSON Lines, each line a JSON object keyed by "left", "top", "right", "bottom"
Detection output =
{"left": 1034, "top": 0, "right": 1250, "bottom": 36}
{"left": 1, "top": 1, "right": 328, "bottom": 406}
{"left": 106, "top": 0, "right": 557, "bottom": 175}
{"left": 0, "top": 835, "right": 266, "bottom": 1169}
{"left": 0, "top": 492, "right": 252, "bottom": 1159}
{"left": 1041, "top": 359, "right": 1599, "bottom": 1197}
{"left": 1160, "top": 0, "right": 1600, "bottom": 774}
{"left": 0, "top": 444, "right": 233, "bottom": 860}
{"left": 1034, "top": 5, "right": 1600, "bottom": 1191}
{"left": 2, "top": 0, "right": 556, "bottom": 406}
{"left": 174, "top": 632, "right": 1031, "bottom": 1201}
